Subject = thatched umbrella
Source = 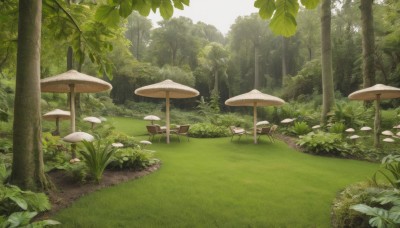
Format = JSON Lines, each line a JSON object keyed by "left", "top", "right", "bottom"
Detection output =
{"left": 43, "top": 109, "right": 70, "bottom": 136}
{"left": 225, "top": 89, "right": 285, "bottom": 144}
{"left": 41, "top": 70, "right": 112, "bottom": 133}
{"left": 135, "top": 79, "right": 199, "bottom": 144}
{"left": 348, "top": 84, "right": 400, "bottom": 147}
{"left": 144, "top": 115, "right": 161, "bottom": 125}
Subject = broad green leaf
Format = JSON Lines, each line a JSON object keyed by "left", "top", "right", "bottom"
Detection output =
{"left": 160, "top": 0, "right": 174, "bottom": 19}
{"left": 270, "top": 11, "right": 297, "bottom": 37}
{"left": 134, "top": 0, "right": 152, "bottom": 16}
{"left": 300, "top": 0, "right": 320, "bottom": 9}
{"left": 7, "top": 211, "right": 37, "bottom": 227}
{"left": 173, "top": 0, "right": 184, "bottom": 10}
{"left": 9, "top": 196, "right": 28, "bottom": 210}
{"left": 254, "top": 0, "right": 275, "bottom": 19}
{"left": 119, "top": 0, "right": 133, "bottom": 18}
{"left": 31, "top": 219, "right": 61, "bottom": 227}
{"left": 276, "top": 0, "right": 299, "bottom": 16}
{"left": 150, "top": 0, "right": 161, "bottom": 13}
{"left": 95, "top": 5, "right": 120, "bottom": 27}
{"left": 181, "top": 0, "right": 189, "bottom": 5}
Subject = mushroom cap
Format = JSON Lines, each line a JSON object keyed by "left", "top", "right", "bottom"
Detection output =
{"left": 256, "top": 120, "right": 270, "bottom": 126}
{"left": 382, "top": 130, "right": 394, "bottom": 136}
{"left": 135, "top": 79, "right": 199, "bottom": 99}
{"left": 41, "top": 70, "right": 112, "bottom": 93}
{"left": 393, "top": 124, "right": 400, "bottom": 129}
{"left": 345, "top": 128, "right": 355, "bottom": 133}
{"left": 281, "top": 118, "right": 294, "bottom": 124}
{"left": 112, "top": 142, "right": 124, "bottom": 148}
{"left": 83, "top": 116, "right": 102, "bottom": 124}
{"left": 312, "top": 125, "right": 321, "bottom": 129}
{"left": 63, "top": 132, "right": 94, "bottom": 143}
{"left": 140, "top": 140, "right": 152, "bottom": 145}
{"left": 383, "top": 138, "right": 395, "bottom": 143}
{"left": 360, "top": 126, "right": 372, "bottom": 131}
{"left": 225, "top": 89, "right": 285, "bottom": 107}
{"left": 348, "top": 84, "right": 400, "bottom": 101}
{"left": 144, "top": 115, "right": 161, "bottom": 121}
{"left": 397, "top": 132, "right": 400, "bottom": 137}
{"left": 349, "top": 135, "right": 360, "bottom": 139}
{"left": 43, "top": 109, "right": 71, "bottom": 120}
{"left": 99, "top": 117, "right": 107, "bottom": 122}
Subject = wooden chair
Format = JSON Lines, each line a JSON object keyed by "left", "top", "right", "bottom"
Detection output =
{"left": 146, "top": 125, "right": 164, "bottom": 142}
{"left": 229, "top": 126, "right": 245, "bottom": 141}
{"left": 257, "top": 125, "right": 278, "bottom": 142}
{"left": 171, "top": 125, "right": 190, "bottom": 142}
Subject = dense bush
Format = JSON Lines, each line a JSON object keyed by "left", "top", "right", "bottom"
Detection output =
{"left": 329, "top": 122, "right": 346, "bottom": 134}
{"left": 109, "top": 147, "right": 158, "bottom": 170}
{"left": 297, "top": 132, "right": 343, "bottom": 156}
{"left": 189, "top": 123, "right": 230, "bottom": 138}
{"left": 331, "top": 182, "right": 381, "bottom": 228}
{"left": 291, "top": 121, "right": 311, "bottom": 136}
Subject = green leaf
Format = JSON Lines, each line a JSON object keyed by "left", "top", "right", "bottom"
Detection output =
{"left": 134, "top": 0, "right": 152, "bottom": 16}
{"left": 160, "top": 0, "right": 174, "bottom": 19}
{"left": 7, "top": 211, "right": 37, "bottom": 227}
{"left": 300, "top": 0, "right": 320, "bottom": 9}
{"left": 119, "top": 0, "right": 133, "bottom": 18}
{"left": 270, "top": 11, "right": 297, "bottom": 37}
{"left": 9, "top": 196, "right": 28, "bottom": 210}
{"left": 173, "top": 0, "right": 184, "bottom": 10}
{"left": 95, "top": 5, "right": 120, "bottom": 27}
{"left": 254, "top": 0, "right": 276, "bottom": 19}
{"left": 31, "top": 219, "right": 61, "bottom": 227}
{"left": 180, "top": 0, "right": 189, "bottom": 5}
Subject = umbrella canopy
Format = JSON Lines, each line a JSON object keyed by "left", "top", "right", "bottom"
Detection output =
{"left": 135, "top": 79, "right": 199, "bottom": 143}
{"left": 144, "top": 115, "right": 161, "bottom": 125}
{"left": 41, "top": 70, "right": 112, "bottom": 133}
{"left": 225, "top": 89, "right": 285, "bottom": 144}
{"left": 348, "top": 84, "right": 400, "bottom": 147}
{"left": 43, "top": 109, "right": 71, "bottom": 136}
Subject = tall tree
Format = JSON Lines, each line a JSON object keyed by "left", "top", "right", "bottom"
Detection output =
{"left": 360, "top": 0, "right": 376, "bottom": 88}
{"left": 125, "top": 12, "right": 152, "bottom": 60}
{"left": 10, "top": 0, "right": 48, "bottom": 190}
{"left": 320, "top": 0, "right": 334, "bottom": 124}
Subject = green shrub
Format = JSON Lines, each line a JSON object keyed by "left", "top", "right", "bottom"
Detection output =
{"left": 331, "top": 182, "right": 381, "bottom": 228}
{"left": 189, "top": 123, "right": 230, "bottom": 138}
{"left": 329, "top": 102, "right": 373, "bottom": 128}
{"left": 329, "top": 122, "right": 346, "bottom": 134}
{"left": 211, "top": 113, "right": 248, "bottom": 128}
{"left": 373, "top": 154, "right": 400, "bottom": 189}
{"left": 297, "top": 132, "right": 343, "bottom": 156}
{"left": 291, "top": 121, "right": 311, "bottom": 136}
{"left": 79, "top": 141, "right": 116, "bottom": 183}
{"left": 60, "top": 162, "right": 88, "bottom": 184}
{"left": 109, "top": 148, "right": 158, "bottom": 170}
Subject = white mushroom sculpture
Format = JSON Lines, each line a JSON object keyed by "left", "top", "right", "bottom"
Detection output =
{"left": 83, "top": 116, "right": 102, "bottom": 129}
{"left": 360, "top": 126, "right": 372, "bottom": 131}
{"left": 345, "top": 128, "right": 355, "bottom": 133}
{"left": 63, "top": 131, "right": 94, "bottom": 158}
{"left": 43, "top": 109, "right": 70, "bottom": 136}
{"left": 383, "top": 138, "right": 395, "bottom": 143}
{"left": 382, "top": 130, "right": 394, "bottom": 136}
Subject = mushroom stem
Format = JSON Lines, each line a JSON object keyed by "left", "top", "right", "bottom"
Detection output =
{"left": 71, "top": 143, "right": 76, "bottom": 159}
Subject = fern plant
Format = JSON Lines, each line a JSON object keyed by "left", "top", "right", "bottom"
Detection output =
{"left": 291, "top": 121, "right": 311, "bottom": 136}
{"left": 79, "top": 140, "right": 115, "bottom": 183}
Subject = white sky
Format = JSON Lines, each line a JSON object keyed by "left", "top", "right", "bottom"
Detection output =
{"left": 147, "top": 0, "right": 258, "bottom": 35}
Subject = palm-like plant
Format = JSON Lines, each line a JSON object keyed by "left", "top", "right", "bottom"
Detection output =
{"left": 79, "top": 140, "right": 115, "bottom": 183}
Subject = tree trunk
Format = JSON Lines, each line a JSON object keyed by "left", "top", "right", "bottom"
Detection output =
{"left": 360, "top": 0, "right": 375, "bottom": 88}
{"left": 282, "top": 36, "right": 288, "bottom": 87}
{"left": 320, "top": 0, "right": 335, "bottom": 124}
{"left": 254, "top": 45, "right": 259, "bottom": 89}
{"left": 213, "top": 70, "right": 219, "bottom": 94}
{"left": 10, "top": 0, "right": 48, "bottom": 191}
{"left": 136, "top": 20, "right": 140, "bottom": 60}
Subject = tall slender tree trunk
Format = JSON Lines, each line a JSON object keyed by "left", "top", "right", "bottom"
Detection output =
{"left": 254, "top": 45, "right": 259, "bottom": 89}
{"left": 213, "top": 70, "right": 219, "bottom": 94}
{"left": 320, "top": 0, "right": 335, "bottom": 124}
{"left": 10, "top": 0, "right": 48, "bottom": 190}
{"left": 282, "top": 36, "right": 288, "bottom": 87}
{"left": 136, "top": 21, "right": 141, "bottom": 60}
{"left": 360, "top": 0, "right": 375, "bottom": 89}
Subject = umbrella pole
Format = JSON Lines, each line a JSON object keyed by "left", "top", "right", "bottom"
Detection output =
{"left": 374, "top": 94, "right": 381, "bottom": 148}
{"left": 69, "top": 84, "right": 76, "bottom": 133}
{"left": 166, "top": 91, "right": 170, "bottom": 144}
{"left": 254, "top": 102, "right": 257, "bottom": 144}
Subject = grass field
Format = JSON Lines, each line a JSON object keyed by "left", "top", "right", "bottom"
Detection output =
{"left": 55, "top": 117, "right": 379, "bottom": 227}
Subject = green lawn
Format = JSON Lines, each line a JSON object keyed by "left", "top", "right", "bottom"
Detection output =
{"left": 55, "top": 117, "right": 378, "bottom": 227}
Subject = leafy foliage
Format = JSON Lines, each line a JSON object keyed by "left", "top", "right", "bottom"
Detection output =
{"left": 297, "top": 132, "right": 342, "bottom": 155}
{"left": 189, "top": 123, "right": 230, "bottom": 138}
{"left": 329, "top": 102, "right": 373, "bottom": 128}
{"left": 373, "top": 155, "right": 400, "bottom": 189}
{"left": 329, "top": 122, "right": 346, "bottom": 134}
{"left": 291, "top": 121, "right": 311, "bottom": 136}
{"left": 79, "top": 140, "right": 116, "bottom": 183}
{"left": 109, "top": 147, "right": 158, "bottom": 170}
